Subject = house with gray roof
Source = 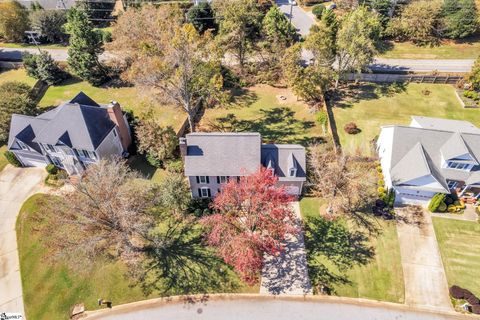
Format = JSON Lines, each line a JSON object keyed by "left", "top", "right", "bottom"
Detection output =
{"left": 8, "top": 92, "right": 132, "bottom": 175}
{"left": 377, "top": 116, "right": 480, "bottom": 206}
{"left": 180, "top": 132, "right": 306, "bottom": 198}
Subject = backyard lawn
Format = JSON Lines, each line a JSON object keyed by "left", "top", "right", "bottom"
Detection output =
{"left": 433, "top": 217, "right": 480, "bottom": 298}
{"left": 334, "top": 83, "right": 479, "bottom": 156}
{"left": 198, "top": 84, "right": 324, "bottom": 145}
{"left": 378, "top": 38, "right": 480, "bottom": 59}
{"left": 300, "top": 197, "right": 404, "bottom": 303}
{"left": 38, "top": 77, "right": 185, "bottom": 131}
{"left": 0, "top": 68, "right": 37, "bottom": 87}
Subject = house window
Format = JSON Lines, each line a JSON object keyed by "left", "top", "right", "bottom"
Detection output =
{"left": 447, "top": 181, "right": 458, "bottom": 190}
{"left": 46, "top": 144, "right": 57, "bottom": 152}
{"left": 77, "top": 149, "right": 96, "bottom": 160}
{"left": 447, "top": 161, "right": 470, "bottom": 171}
{"left": 50, "top": 156, "right": 63, "bottom": 168}
{"left": 289, "top": 168, "right": 297, "bottom": 177}
{"left": 219, "top": 176, "right": 228, "bottom": 184}
{"left": 199, "top": 187, "right": 211, "bottom": 198}
{"left": 197, "top": 176, "right": 209, "bottom": 184}
{"left": 17, "top": 140, "right": 28, "bottom": 150}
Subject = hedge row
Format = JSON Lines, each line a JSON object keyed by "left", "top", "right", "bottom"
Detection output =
{"left": 450, "top": 285, "right": 480, "bottom": 314}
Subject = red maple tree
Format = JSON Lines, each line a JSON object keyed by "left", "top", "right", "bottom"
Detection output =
{"left": 201, "top": 168, "right": 298, "bottom": 285}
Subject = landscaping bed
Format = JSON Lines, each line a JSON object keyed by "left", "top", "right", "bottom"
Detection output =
{"left": 333, "top": 83, "right": 480, "bottom": 156}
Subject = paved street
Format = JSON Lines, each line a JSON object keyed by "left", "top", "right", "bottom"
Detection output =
{"left": 0, "top": 166, "right": 47, "bottom": 317}
{"left": 275, "top": 0, "right": 316, "bottom": 37}
{"left": 396, "top": 207, "right": 453, "bottom": 312}
{"left": 84, "top": 295, "right": 474, "bottom": 320}
{"left": 371, "top": 58, "right": 474, "bottom": 73}
{"left": 260, "top": 202, "right": 312, "bottom": 295}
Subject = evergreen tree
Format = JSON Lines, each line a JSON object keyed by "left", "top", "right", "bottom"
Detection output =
{"left": 0, "top": 0, "right": 30, "bottom": 42}
{"left": 262, "top": 5, "right": 297, "bottom": 47}
{"left": 23, "top": 51, "right": 67, "bottom": 85}
{"left": 65, "top": 7, "right": 106, "bottom": 86}
{"left": 441, "top": 0, "right": 478, "bottom": 39}
{"left": 187, "top": 2, "right": 217, "bottom": 34}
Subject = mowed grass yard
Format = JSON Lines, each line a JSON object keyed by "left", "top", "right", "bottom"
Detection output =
{"left": 379, "top": 37, "right": 480, "bottom": 59}
{"left": 300, "top": 197, "right": 405, "bottom": 303}
{"left": 199, "top": 84, "right": 324, "bottom": 145}
{"left": 334, "top": 83, "right": 480, "bottom": 156}
{"left": 0, "top": 145, "right": 8, "bottom": 172}
{"left": 0, "top": 68, "right": 37, "bottom": 86}
{"left": 433, "top": 217, "right": 480, "bottom": 297}
{"left": 17, "top": 194, "right": 150, "bottom": 320}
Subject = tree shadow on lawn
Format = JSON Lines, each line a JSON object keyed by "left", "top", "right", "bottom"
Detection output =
{"left": 303, "top": 215, "right": 377, "bottom": 294}
{"left": 204, "top": 107, "right": 322, "bottom": 145}
{"left": 224, "top": 87, "right": 259, "bottom": 110}
{"left": 333, "top": 82, "right": 407, "bottom": 109}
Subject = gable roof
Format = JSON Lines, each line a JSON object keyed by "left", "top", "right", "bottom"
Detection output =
{"left": 411, "top": 116, "right": 480, "bottom": 134}
{"left": 261, "top": 144, "right": 306, "bottom": 181}
{"left": 440, "top": 132, "right": 479, "bottom": 164}
{"left": 184, "top": 132, "right": 262, "bottom": 176}
{"left": 381, "top": 120, "right": 480, "bottom": 190}
{"left": 8, "top": 93, "right": 116, "bottom": 152}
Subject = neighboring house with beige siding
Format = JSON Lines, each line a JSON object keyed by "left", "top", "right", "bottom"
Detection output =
{"left": 7, "top": 92, "right": 131, "bottom": 176}
{"left": 180, "top": 132, "right": 306, "bottom": 198}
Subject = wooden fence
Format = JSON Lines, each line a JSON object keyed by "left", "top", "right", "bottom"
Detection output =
{"left": 346, "top": 73, "right": 463, "bottom": 85}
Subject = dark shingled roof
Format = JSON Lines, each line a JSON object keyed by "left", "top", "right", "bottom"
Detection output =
{"left": 8, "top": 93, "right": 115, "bottom": 151}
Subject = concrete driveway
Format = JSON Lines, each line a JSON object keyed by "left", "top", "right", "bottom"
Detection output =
{"left": 260, "top": 202, "right": 312, "bottom": 295}
{"left": 396, "top": 206, "right": 453, "bottom": 312}
{"left": 0, "top": 165, "right": 47, "bottom": 316}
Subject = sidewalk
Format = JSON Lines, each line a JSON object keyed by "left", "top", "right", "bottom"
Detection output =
{"left": 260, "top": 202, "right": 312, "bottom": 295}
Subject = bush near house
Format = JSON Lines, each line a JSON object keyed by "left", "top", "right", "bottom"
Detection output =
{"left": 45, "top": 164, "right": 58, "bottom": 175}
{"left": 4, "top": 150, "right": 21, "bottom": 167}
{"left": 344, "top": 122, "right": 361, "bottom": 134}
{"left": 428, "top": 193, "right": 446, "bottom": 212}
{"left": 312, "top": 4, "right": 326, "bottom": 19}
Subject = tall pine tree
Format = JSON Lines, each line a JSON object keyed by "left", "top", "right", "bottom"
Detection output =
{"left": 66, "top": 7, "right": 106, "bottom": 86}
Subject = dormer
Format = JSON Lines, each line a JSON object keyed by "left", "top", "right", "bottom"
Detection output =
{"left": 264, "top": 152, "right": 276, "bottom": 175}
{"left": 287, "top": 152, "right": 297, "bottom": 177}
{"left": 440, "top": 133, "right": 479, "bottom": 171}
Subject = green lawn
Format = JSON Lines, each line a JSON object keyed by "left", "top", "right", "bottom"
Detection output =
{"left": 199, "top": 84, "right": 324, "bottom": 145}
{"left": 38, "top": 78, "right": 184, "bottom": 131}
{"left": 379, "top": 38, "right": 480, "bottom": 59}
{"left": 17, "top": 194, "right": 151, "bottom": 320}
{"left": 334, "top": 83, "right": 479, "bottom": 156}
{"left": 300, "top": 197, "right": 404, "bottom": 303}
{"left": 433, "top": 217, "right": 480, "bottom": 297}
{"left": 0, "top": 145, "right": 8, "bottom": 172}
{"left": 0, "top": 68, "right": 37, "bottom": 87}
{"left": 0, "top": 42, "right": 68, "bottom": 50}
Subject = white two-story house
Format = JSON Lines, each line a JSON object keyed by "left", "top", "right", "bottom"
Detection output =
{"left": 7, "top": 92, "right": 132, "bottom": 175}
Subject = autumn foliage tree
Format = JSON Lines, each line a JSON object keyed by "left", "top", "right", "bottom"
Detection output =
{"left": 201, "top": 168, "right": 298, "bottom": 284}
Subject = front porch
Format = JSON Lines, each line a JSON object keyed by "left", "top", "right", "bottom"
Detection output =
{"left": 454, "top": 184, "right": 480, "bottom": 205}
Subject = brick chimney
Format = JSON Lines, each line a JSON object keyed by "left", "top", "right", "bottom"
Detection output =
{"left": 107, "top": 101, "right": 132, "bottom": 151}
{"left": 179, "top": 137, "right": 187, "bottom": 160}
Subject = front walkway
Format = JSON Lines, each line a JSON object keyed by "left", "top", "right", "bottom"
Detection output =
{"left": 395, "top": 206, "right": 453, "bottom": 312}
{"left": 260, "top": 202, "right": 312, "bottom": 295}
{"left": 0, "top": 165, "right": 48, "bottom": 316}
{"left": 432, "top": 205, "right": 478, "bottom": 222}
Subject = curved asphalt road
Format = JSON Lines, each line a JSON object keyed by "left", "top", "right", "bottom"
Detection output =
{"left": 84, "top": 295, "right": 475, "bottom": 320}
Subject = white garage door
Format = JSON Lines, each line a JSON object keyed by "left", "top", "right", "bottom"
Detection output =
{"left": 20, "top": 158, "right": 47, "bottom": 168}
{"left": 395, "top": 190, "right": 433, "bottom": 207}
{"left": 285, "top": 186, "right": 300, "bottom": 196}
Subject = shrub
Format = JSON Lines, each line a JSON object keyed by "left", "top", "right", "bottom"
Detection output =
{"left": 377, "top": 186, "right": 385, "bottom": 194}
{"left": 376, "top": 165, "right": 382, "bottom": 173}
{"left": 4, "top": 151, "right": 21, "bottom": 167}
{"left": 447, "top": 204, "right": 457, "bottom": 213}
{"left": 312, "top": 4, "right": 326, "bottom": 19}
{"left": 445, "top": 195, "right": 454, "bottom": 205}
{"left": 438, "top": 202, "right": 447, "bottom": 212}
{"left": 467, "top": 294, "right": 480, "bottom": 305}
{"left": 464, "top": 90, "right": 479, "bottom": 100}
{"left": 378, "top": 192, "right": 386, "bottom": 199}
{"left": 428, "top": 193, "right": 446, "bottom": 212}
{"left": 378, "top": 179, "right": 384, "bottom": 187}
{"left": 472, "top": 305, "right": 480, "bottom": 315}
{"left": 166, "top": 159, "right": 184, "bottom": 173}
{"left": 449, "top": 285, "right": 466, "bottom": 299}
{"left": 23, "top": 52, "right": 68, "bottom": 85}
{"left": 45, "top": 163, "right": 58, "bottom": 174}
{"left": 344, "top": 122, "right": 361, "bottom": 134}
{"left": 375, "top": 199, "right": 386, "bottom": 208}
{"left": 30, "top": 9, "right": 67, "bottom": 43}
